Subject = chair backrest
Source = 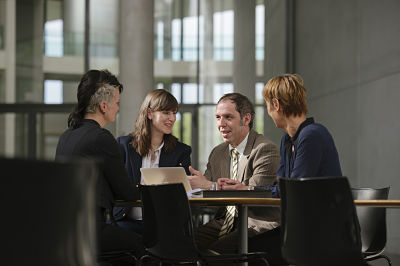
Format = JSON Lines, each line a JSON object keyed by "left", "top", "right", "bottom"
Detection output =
{"left": 352, "top": 187, "right": 389, "bottom": 254}
{"left": 0, "top": 157, "right": 98, "bottom": 266}
{"left": 279, "top": 176, "right": 364, "bottom": 266}
{"left": 140, "top": 183, "right": 199, "bottom": 261}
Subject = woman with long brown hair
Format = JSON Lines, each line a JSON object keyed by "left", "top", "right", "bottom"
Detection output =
{"left": 113, "top": 89, "right": 191, "bottom": 233}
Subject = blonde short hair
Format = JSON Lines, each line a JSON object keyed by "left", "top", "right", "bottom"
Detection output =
{"left": 263, "top": 74, "right": 308, "bottom": 117}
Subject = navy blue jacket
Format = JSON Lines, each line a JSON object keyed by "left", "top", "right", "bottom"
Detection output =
{"left": 257, "top": 118, "right": 342, "bottom": 197}
{"left": 113, "top": 134, "right": 192, "bottom": 220}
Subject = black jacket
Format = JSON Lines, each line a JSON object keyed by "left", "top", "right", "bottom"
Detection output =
{"left": 55, "top": 119, "right": 140, "bottom": 210}
{"left": 113, "top": 134, "right": 191, "bottom": 220}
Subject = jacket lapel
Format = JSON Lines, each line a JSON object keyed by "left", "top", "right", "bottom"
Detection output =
{"left": 237, "top": 130, "right": 256, "bottom": 182}
{"left": 128, "top": 148, "right": 142, "bottom": 185}
{"left": 220, "top": 145, "right": 231, "bottom": 178}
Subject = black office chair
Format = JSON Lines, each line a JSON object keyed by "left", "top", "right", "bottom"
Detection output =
{"left": 0, "top": 157, "right": 98, "bottom": 266}
{"left": 98, "top": 250, "right": 137, "bottom": 265}
{"left": 352, "top": 187, "right": 391, "bottom": 266}
{"left": 139, "top": 183, "right": 269, "bottom": 265}
{"left": 279, "top": 176, "right": 370, "bottom": 266}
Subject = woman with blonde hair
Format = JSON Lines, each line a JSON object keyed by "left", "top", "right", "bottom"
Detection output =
{"left": 113, "top": 89, "right": 191, "bottom": 233}
{"left": 249, "top": 74, "right": 342, "bottom": 265}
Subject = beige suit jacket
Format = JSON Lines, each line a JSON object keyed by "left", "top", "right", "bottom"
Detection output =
{"left": 204, "top": 129, "right": 280, "bottom": 236}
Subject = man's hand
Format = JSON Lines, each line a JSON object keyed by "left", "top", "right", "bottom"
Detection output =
{"left": 218, "top": 178, "right": 248, "bottom": 190}
{"left": 188, "top": 166, "right": 212, "bottom": 189}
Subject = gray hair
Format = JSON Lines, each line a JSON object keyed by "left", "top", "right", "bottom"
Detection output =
{"left": 86, "top": 83, "right": 117, "bottom": 114}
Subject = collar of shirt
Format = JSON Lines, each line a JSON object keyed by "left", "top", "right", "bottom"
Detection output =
{"left": 229, "top": 132, "right": 249, "bottom": 157}
{"left": 141, "top": 142, "right": 165, "bottom": 170}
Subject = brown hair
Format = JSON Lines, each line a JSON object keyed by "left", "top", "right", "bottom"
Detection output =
{"left": 263, "top": 74, "right": 308, "bottom": 117}
{"left": 131, "top": 89, "right": 179, "bottom": 157}
{"left": 218, "top": 93, "right": 255, "bottom": 129}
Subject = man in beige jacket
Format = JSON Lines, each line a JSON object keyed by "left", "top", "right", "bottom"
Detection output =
{"left": 188, "top": 92, "right": 280, "bottom": 254}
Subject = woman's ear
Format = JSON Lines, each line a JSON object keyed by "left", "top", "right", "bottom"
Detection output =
{"left": 272, "top": 98, "right": 280, "bottom": 111}
{"left": 147, "top": 108, "right": 152, "bottom": 120}
{"left": 99, "top": 101, "right": 107, "bottom": 114}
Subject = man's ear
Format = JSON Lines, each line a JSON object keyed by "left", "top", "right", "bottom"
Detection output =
{"left": 243, "top": 113, "right": 251, "bottom": 127}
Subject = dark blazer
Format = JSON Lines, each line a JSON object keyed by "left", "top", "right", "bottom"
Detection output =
{"left": 55, "top": 119, "right": 140, "bottom": 210}
{"left": 113, "top": 134, "right": 192, "bottom": 220}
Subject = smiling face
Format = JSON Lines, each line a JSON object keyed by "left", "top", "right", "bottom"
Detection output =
{"left": 215, "top": 100, "right": 250, "bottom": 147}
{"left": 148, "top": 110, "right": 177, "bottom": 136}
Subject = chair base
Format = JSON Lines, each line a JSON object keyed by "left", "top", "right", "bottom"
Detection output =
{"left": 99, "top": 250, "right": 137, "bottom": 265}
{"left": 365, "top": 253, "right": 392, "bottom": 266}
{"left": 139, "top": 252, "right": 269, "bottom": 266}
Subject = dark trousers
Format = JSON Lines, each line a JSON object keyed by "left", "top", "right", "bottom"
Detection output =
{"left": 195, "top": 219, "right": 286, "bottom": 266}
{"left": 116, "top": 218, "right": 143, "bottom": 235}
{"left": 97, "top": 208, "right": 145, "bottom": 266}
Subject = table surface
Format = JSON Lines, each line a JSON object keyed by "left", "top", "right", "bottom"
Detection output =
{"left": 116, "top": 198, "right": 400, "bottom": 208}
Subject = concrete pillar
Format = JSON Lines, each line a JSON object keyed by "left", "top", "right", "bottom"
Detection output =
{"left": 233, "top": 0, "right": 256, "bottom": 103}
{"left": 5, "top": 0, "right": 16, "bottom": 157}
{"left": 118, "top": 0, "right": 154, "bottom": 136}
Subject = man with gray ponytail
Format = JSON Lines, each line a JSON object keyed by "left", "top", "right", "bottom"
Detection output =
{"left": 56, "top": 69, "right": 145, "bottom": 263}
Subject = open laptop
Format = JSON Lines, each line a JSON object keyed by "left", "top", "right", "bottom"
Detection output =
{"left": 140, "top": 167, "right": 192, "bottom": 192}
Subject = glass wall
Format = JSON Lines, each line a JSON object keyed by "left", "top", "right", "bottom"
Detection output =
{"left": 154, "top": 0, "right": 266, "bottom": 172}
{"left": 0, "top": 0, "right": 120, "bottom": 159}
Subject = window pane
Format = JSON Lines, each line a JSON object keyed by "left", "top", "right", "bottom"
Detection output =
{"left": 172, "top": 112, "right": 182, "bottom": 140}
{"left": 198, "top": 106, "right": 221, "bottom": 173}
{"left": 171, "top": 18, "right": 182, "bottom": 61}
{"left": 255, "top": 4, "right": 265, "bottom": 61}
{"left": 183, "top": 16, "right": 198, "bottom": 61}
{"left": 44, "top": 80, "right": 63, "bottom": 104}
{"left": 255, "top": 106, "right": 264, "bottom": 135}
{"left": 213, "top": 10, "right": 233, "bottom": 61}
{"left": 171, "top": 83, "right": 181, "bottom": 103}
{"left": 183, "top": 83, "right": 198, "bottom": 104}
{"left": 255, "top": 82, "right": 264, "bottom": 104}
